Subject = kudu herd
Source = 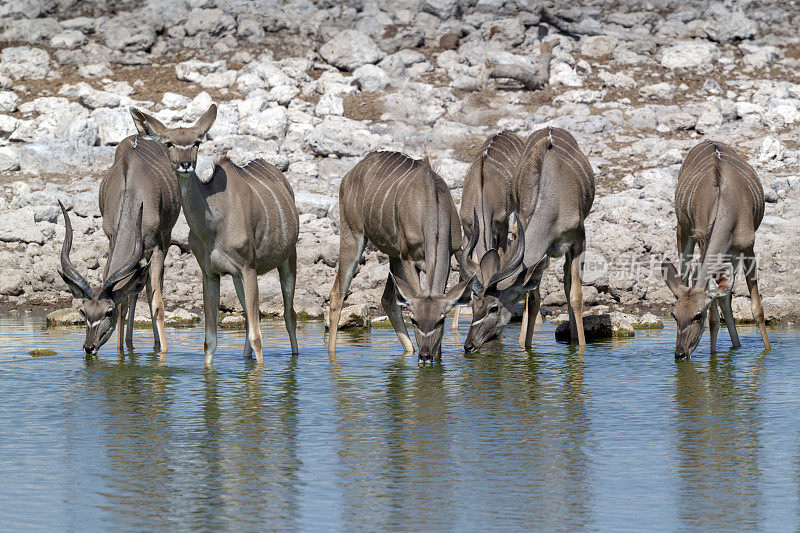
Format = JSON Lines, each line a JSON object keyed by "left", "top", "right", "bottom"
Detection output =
{"left": 56, "top": 102, "right": 772, "bottom": 365}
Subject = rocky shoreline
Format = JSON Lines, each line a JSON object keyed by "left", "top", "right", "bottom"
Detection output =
{"left": 2, "top": 0, "right": 800, "bottom": 327}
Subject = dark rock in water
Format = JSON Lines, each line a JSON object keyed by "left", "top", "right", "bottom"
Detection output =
{"left": 555, "top": 313, "right": 635, "bottom": 341}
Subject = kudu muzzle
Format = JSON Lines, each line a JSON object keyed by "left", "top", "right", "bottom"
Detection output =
{"left": 416, "top": 328, "right": 444, "bottom": 363}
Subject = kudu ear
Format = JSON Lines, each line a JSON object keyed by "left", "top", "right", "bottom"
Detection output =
{"left": 130, "top": 107, "right": 167, "bottom": 140}
{"left": 99, "top": 202, "right": 146, "bottom": 302}
{"left": 108, "top": 261, "right": 151, "bottom": 303}
{"left": 522, "top": 255, "right": 549, "bottom": 291}
{"left": 479, "top": 249, "right": 501, "bottom": 284}
{"left": 444, "top": 276, "right": 475, "bottom": 310}
{"left": 484, "top": 210, "right": 525, "bottom": 293}
{"left": 390, "top": 273, "right": 416, "bottom": 309}
{"left": 193, "top": 104, "right": 217, "bottom": 138}
{"left": 661, "top": 258, "right": 687, "bottom": 298}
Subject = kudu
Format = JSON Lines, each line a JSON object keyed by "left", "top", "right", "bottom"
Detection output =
{"left": 131, "top": 104, "right": 300, "bottom": 365}
{"left": 328, "top": 151, "right": 473, "bottom": 362}
{"left": 459, "top": 126, "right": 595, "bottom": 352}
{"left": 451, "top": 131, "right": 527, "bottom": 331}
{"left": 662, "top": 140, "right": 770, "bottom": 358}
{"left": 59, "top": 200, "right": 151, "bottom": 355}
{"left": 59, "top": 110, "right": 183, "bottom": 355}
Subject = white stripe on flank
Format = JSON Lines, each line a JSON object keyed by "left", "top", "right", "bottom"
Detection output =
{"left": 362, "top": 153, "right": 395, "bottom": 215}
{"left": 134, "top": 141, "right": 178, "bottom": 204}
{"left": 374, "top": 156, "right": 408, "bottom": 228}
{"left": 240, "top": 162, "right": 287, "bottom": 239}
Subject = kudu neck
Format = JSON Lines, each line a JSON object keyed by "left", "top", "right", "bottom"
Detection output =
{"left": 176, "top": 171, "right": 195, "bottom": 199}
{"left": 692, "top": 182, "right": 735, "bottom": 290}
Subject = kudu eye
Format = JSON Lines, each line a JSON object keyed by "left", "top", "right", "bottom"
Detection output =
{"left": 692, "top": 312, "right": 702, "bottom": 321}
{"left": 105, "top": 308, "right": 114, "bottom": 317}
{"left": 488, "top": 304, "right": 500, "bottom": 314}
{"left": 164, "top": 141, "right": 173, "bottom": 148}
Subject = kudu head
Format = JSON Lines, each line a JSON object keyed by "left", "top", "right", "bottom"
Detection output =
{"left": 459, "top": 212, "right": 547, "bottom": 352}
{"left": 130, "top": 105, "right": 217, "bottom": 178}
{"left": 391, "top": 274, "right": 473, "bottom": 363}
{"left": 662, "top": 258, "right": 732, "bottom": 359}
{"left": 58, "top": 201, "right": 150, "bottom": 355}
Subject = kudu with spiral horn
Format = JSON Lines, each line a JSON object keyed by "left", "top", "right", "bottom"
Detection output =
{"left": 59, "top": 200, "right": 150, "bottom": 356}
{"left": 451, "top": 131, "right": 525, "bottom": 331}
{"left": 460, "top": 126, "right": 595, "bottom": 352}
{"left": 458, "top": 209, "right": 548, "bottom": 352}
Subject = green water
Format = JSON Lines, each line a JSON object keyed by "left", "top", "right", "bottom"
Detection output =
{"left": 0, "top": 315, "right": 798, "bottom": 531}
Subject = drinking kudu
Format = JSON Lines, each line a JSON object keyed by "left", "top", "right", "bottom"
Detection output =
{"left": 458, "top": 127, "right": 595, "bottom": 352}
{"left": 59, "top": 108, "right": 182, "bottom": 355}
{"left": 451, "top": 131, "right": 528, "bottom": 332}
{"left": 662, "top": 140, "right": 770, "bottom": 358}
{"left": 328, "top": 151, "right": 473, "bottom": 363}
{"left": 131, "top": 104, "right": 300, "bottom": 365}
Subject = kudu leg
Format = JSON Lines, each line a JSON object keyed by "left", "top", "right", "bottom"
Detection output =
{"left": 233, "top": 276, "right": 253, "bottom": 359}
{"left": 241, "top": 268, "right": 263, "bottom": 363}
{"left": 565, "top": 249, "right": 586, "bottom": 350}
{"left": 519, "top": 292, "right": 530, "bottom": 346}
{"left": 202, "top": 273, "right": 221, "bottom": 366}
{"left": 744, "top": 253, "right": 771, "bottom": 351}
{"left": 709, "top": 298, "right": 720, "bottom": 353}
{"left": 148, "top": 246, "right": 168, "bottom": 353}
{"left": 677, "top": 227, "right": 696, "bottom": 285}
{"left": 382, "top": 258, "right": 413, "bottom": 353}
{"left": 278, "top": 251, "right": 300, "bottom": 355}
{"left": 519, "top": 288, "right": 542, "bottom": 349}
{"left": 718, "top": 291, "right": 741, "bottom": 349}
{"left": 125, "top": 294, "right": 136, "bottom": 351}
{"left": 451, "top": 305, "right": 460, "bottom": 331}
{"left": 116, "top": 300, "right": 128, "bottom": 352}
{"left": 328, "top": 227, "right": 366, "bottom": 354}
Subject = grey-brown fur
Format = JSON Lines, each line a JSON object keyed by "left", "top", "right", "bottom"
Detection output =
{"left": 452, "top": 131, "right": 525, "bottom": 331}
{"left": 328, "top": 151, "right": 472, "bottom": 362}
{"left": 459, "top": 131, "right": 524, "bottom": 258}
{"left": 132, "top": 104, "right": 300, "bottom": 365}
{"left": 663, "top": 140, "right": 770, "bottom": 358}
